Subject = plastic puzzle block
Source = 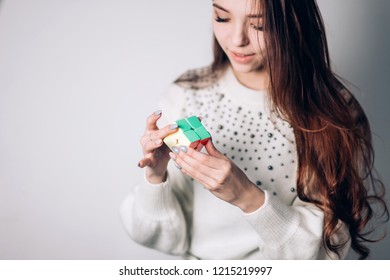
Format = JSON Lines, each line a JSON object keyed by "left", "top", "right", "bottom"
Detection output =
{"left": 163, "top": 116, "right": 211, "bottom": 151}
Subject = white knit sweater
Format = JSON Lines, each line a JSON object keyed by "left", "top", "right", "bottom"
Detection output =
{"left": 120, "top": 66, "right": 350, "bottom": 259}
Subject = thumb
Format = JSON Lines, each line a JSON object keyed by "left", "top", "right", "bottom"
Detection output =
{"left": 204, "top": 139, "right": 224, "bottom": 158}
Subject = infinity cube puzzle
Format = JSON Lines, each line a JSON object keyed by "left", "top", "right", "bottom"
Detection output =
{"left": 163, "top": 116, "right": 211, "bottom": 151}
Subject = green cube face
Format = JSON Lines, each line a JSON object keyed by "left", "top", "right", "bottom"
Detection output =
{"left": 176, "top": 119, "right": 192, "bottom": 131}
{"left": 194, "top": 126, "right": 211, "bottom": 143}
{"left": 183, "top": 130, "right": 201, "bottom": 142}
{"left": 186, "top": 115, "right": 203, "bottom": 129}
{"left": 163, "top": 115, "right": 211, "bottom": 151}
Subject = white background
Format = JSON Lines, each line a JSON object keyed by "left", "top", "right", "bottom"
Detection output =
{"left": 0, "top": 0, "right": 389, "bottom": 259}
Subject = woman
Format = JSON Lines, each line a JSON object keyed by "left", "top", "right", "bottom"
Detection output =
{"left": 121, "top": 0, "right": 388, "bottom": 259}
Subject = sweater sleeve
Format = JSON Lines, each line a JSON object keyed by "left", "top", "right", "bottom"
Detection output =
{"left": 243, "top": 191, "right": 351, "bottom": 259}
{"left": 120, "top": 82, "right": 193, "bottom": 255}
{"left": 120, "top": 163, "right": 193, "bottom": 255}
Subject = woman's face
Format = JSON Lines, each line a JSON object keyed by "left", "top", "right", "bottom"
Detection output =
{"left": 213, "top": 0, "right": 266, "bottom": 75}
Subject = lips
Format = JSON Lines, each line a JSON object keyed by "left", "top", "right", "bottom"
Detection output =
{"left": 232, "top": 51, "right": 254, "bottom": 57}
{"left": 230, "top": 51, "right": 255, "bottom": 64}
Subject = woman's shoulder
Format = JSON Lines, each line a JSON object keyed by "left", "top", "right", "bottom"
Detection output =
{"left": 173, "top": 65, "right": 224, "bottom": 90}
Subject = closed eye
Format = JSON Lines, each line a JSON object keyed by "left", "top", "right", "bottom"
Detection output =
{"left": 215, "top": 16, "right": 230, "bottom": 23}
{"left": 250, "top": 23, "right": 264, "bottom": 31}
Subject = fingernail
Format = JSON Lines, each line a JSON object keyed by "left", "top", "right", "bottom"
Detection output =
{"left": 138, "top": 162, "right": 141, "bottom": 167}
{"left": 154, "top": 139, "right": 162, "bottom": 145}
{"left": 172, "top": 146, "right": 179, "bottom": 154}
{"left": 154, "top": 110, "right": 162, "bottom": 116}
{"left": 179, "top": 146, "right": 188, "bottom": 153}
{"left": 170, "top": 124, "right": 178, "bottom": 130}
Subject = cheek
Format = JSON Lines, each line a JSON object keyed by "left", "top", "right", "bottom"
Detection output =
{"left": 213, "top": 24, "right": 230, "bottom": 48}
{"left": 249, "top": 31, "right": 266, "bottom": 54}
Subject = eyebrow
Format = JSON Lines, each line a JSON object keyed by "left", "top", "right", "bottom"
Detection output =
{"left": 247, "top": 14, "right": 262, "bottom": 18}
{"left": 213, "top": 3, "right": 229, "bottom": 13}
{"left": 212, "top": 3, "right": 262, "bottom": 18}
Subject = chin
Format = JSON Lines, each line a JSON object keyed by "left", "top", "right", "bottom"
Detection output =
{"left": 231, "top": 63, "right": 259, "bottom": 74}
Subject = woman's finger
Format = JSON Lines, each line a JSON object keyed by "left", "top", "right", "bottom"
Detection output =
{"left": 170, "top": 148, "right": 218, "bottom": 188}
{"left": 148, "top": 123, "right": 179, "bottom": 141}
{"left": 145, "top": 110, "right": 162, "bottom": 132}
{"left": 170, "top": 152, "right": 214, "bottom": 189}
{"left": 204, "top": 140, "right": 225, "bottom": 158}
{"left": 141, "top": 114, "right": 178, "bottom": 151}
{"left": 138, "top": 157, "right": 151, "bottom": 168}
{"left": 142, "top": 138, "right": 164, "bottom": 154}
{"left": 173, "top": 145, "right": 220, "bottom": 169}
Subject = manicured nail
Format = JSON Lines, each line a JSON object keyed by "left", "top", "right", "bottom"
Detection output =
{"left": 154, "top": 110, "right": 162, "bottom": 116}
{"left": 170, "top": 124, "right": 178, "bottom": 130}
{"left": 179, "top": 146, "right": 188, "bottom": 153}
{"left": 172, "top": 146, "right": 180, "bottom": 154}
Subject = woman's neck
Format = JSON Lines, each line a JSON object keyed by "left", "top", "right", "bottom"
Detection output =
{"left": 232, "top": 68, "right": 269, "bottom": 91}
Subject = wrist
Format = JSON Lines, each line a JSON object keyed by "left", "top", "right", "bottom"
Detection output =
{"left": 145, "top": 168, "right": 167, "bottom": 184}
{"left": 236, "top": 184, "right": 265, "bottom": 213}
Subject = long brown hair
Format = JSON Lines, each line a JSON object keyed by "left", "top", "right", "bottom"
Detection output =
{"left": 212, "top": 0, "right": 388, "bottom": 259}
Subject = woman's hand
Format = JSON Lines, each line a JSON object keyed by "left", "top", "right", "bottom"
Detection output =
{"left": 169, "top": 140, "right": 265, "bottom": 213}
{"left": 138, "top": 110, "right": 178, "bottom": 184}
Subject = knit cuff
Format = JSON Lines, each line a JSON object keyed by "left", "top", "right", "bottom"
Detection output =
{"left": 133, "top": 171, "right": 175, "bottom": 220}
{"left": 243, "top": 190, "right": 300, "bottom": 249}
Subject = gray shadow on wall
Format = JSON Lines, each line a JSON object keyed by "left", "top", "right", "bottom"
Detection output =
{"left": 346, "top": 0, "right": 390, "bottom": 260}
{"left": 318, "top": 0, "right": 390, "bottom": 260}
{"left": 361, "top": 0, "right": 390, "bottom": 261}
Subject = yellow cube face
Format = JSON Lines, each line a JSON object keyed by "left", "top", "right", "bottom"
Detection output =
{"left": 163, "top": 129, "right": 199, "bottom": 150}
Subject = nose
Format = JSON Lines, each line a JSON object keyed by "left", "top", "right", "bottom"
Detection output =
{"left": 231, "top": 23, "right": 250, "bottom": 47}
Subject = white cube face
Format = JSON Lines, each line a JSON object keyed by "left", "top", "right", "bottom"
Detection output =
{"left": 163, "top": 129, "right": 193, "bottom": 150}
